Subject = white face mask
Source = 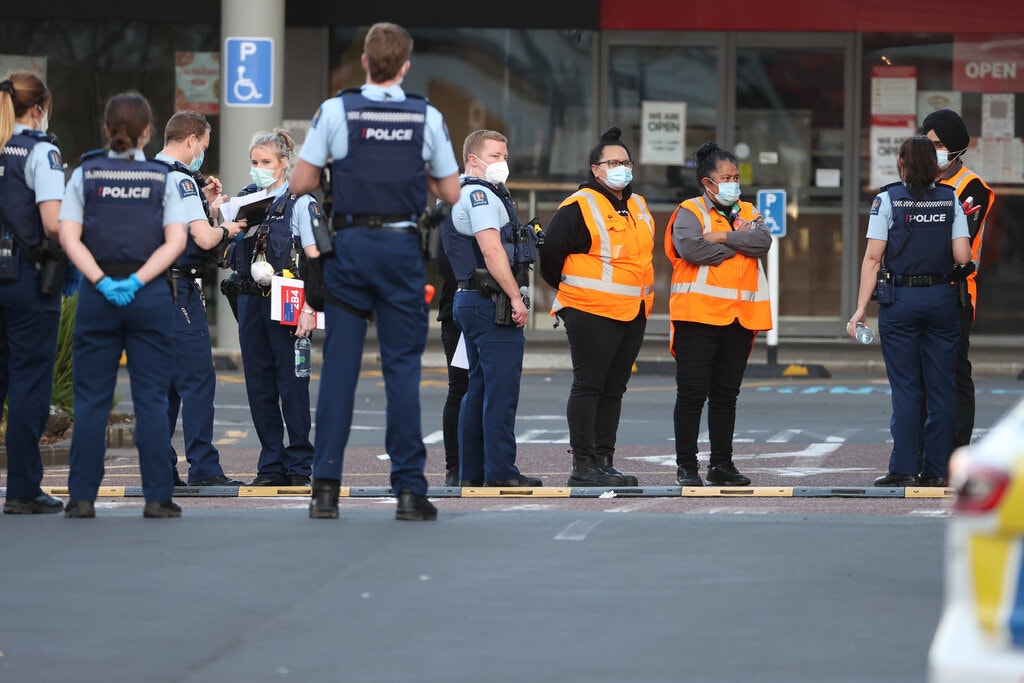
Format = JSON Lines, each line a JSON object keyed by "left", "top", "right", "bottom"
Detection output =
{"left": 481, "top": 159, "right": 510, "bottom": 185}
{"left": 708, "top": 180, "right": 741, "bottom": 205}
{"left": 38, "top": 112, "right": 49, "bottom": 133}
{"left": 936, "top": 147, "right": 966, "bottom": 171}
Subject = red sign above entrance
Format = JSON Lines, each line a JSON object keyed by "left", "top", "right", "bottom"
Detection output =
{"left": 953, "top": 35, "right": 1024, "bottom": 92}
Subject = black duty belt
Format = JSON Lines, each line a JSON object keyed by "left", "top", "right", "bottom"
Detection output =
{"left": 170, "top": 265, "right": 204, "bottom": 279}
{"left": 97, "top": 261, "right": 145, "bottom": 277}
{"left": 332, "top": 214, "right": 417, "bottom": 232}
{"left": 895, "top": 274, "right": 949, "bottom": 287}
{"left": 457, "top": 280, "right": 478, "bottom": 291}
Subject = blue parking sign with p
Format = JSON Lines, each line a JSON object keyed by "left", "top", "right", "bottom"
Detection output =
{"left": 757, "top": 189, "right": 787, "bottom": 238}
{"left": 225, "top": 37, "right": 273, "bottom": 107}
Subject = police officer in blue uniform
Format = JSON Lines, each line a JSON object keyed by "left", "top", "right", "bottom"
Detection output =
{"left": 59, "top": 91, "right": 189, "bottom": 518}
{"left": 848, "top": 135, "right": 971, "bottom": 488}
{"left": 290, "top": 22, "right": 461, "bottom": 520}
{"left": 0, "top": 73, "right": 66, "bottom": 514}
{"left": 228, "top": 128, "right": 320, "bottom": 488}
{"left": 155, "top": 111, "right": 245, "bottom": 487}
{"left": 441, "top": 129, "right": 541, "bottom": 487}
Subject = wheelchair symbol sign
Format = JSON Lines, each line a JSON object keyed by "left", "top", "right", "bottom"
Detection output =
{"left": 757, "top": 189, "right": 787, "bottom": 238}
{"left": 225, "top": 38, "right": 273, "bottom": 107}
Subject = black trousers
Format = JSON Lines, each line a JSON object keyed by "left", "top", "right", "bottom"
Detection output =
{"left": 440, "top": 318, "right": 469, "bottom": 471}
{"left": 672, "top": 319, "right": 755, "bottom": 468}
{"left": 560, "top": 304, "right": 647, "bottom": 459}
{"left": 918, "top": 301, "right": 975, "bottom": 459}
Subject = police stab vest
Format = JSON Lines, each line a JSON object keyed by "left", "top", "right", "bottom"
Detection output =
{"left": 331, "top": 88, "right": 427, "bottom": 221}
{"left": 163, "top": 158, "right": 213, "bottom": 267}
{"left": 80, "top": 150, "right": 168, "bottom": 264}
{"left": 440, "top": 177, "right": 535, "bottom": 282}
{"left": 883, "top": 181, "right": 957, "bottom": 277}
{"left": 230, "top": 186, "right": 304, "bottom": 280}
{"left": 0, "top": 129, "right": 54, "bottom": 249}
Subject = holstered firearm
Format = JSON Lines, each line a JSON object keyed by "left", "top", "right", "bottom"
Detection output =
{"left": 952, "top": 262, "right": 976, "bottom": 309}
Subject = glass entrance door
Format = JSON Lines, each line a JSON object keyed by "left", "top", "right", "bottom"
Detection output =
{"left": 602, "top": 31, "right": 856, "bottom": 332}
{"left": 733, "top": 36, "right": 854, "bottom": 326}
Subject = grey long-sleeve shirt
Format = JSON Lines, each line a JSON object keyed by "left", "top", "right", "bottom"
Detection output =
{"left": 670, "top": 193, "right": 772, "bottom": 266}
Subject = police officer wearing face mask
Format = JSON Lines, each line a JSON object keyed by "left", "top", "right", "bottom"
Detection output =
{"left": 665, "top": 141, "right": 772, "bottom": 488}
{"left": 440, "top": 129, "right": 542, "bottom": 488}
{"left": 920, "top": 109, "right": 994, "bottom": 453}
{"left": 849, "top": 136, "right": 971, "bottom": 487}
{"left": 540, "top": 126, "right": 655, "bottom": 488}
{"left": 290, "top": 22, "right": 460, "bottom": 521}
{"left": 155, "top": 111, "right": 245, "bottom": 488}
{"left": 227, "top": 128, "right": 321, "bottom": 488}
{"left": 59, "top": 91, "right": 190, "bottom": 518}
{"left": 0, "top": 72, "right": 66, "bottom": 514}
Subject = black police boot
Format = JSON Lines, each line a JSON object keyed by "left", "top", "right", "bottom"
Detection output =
{"left": 395, "top": 489, "right": 438, "bottom": 521}
{"left": 309, "top": 478, "right": 340, "bottom": 519}
{"left": 593, "top": 454, "right": 639, "bottom": 486}
{"left": 566, "top": 451, "right": 627, "bottom": 487}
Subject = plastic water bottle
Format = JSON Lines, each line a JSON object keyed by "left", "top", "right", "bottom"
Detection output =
{"left": 854, "top": 322, "right": 875, "bottom": 344}
{"left": 294, "top": 336, "right": 312, "bottom": 377}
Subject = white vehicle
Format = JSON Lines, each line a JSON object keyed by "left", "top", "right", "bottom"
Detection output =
{"left": 929, "top": 397, "right": 1024, "bottom": 682}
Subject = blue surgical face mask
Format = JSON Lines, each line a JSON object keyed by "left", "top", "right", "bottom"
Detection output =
{"left": 249, "top": 166, "right": 277, "bottom": 189}
{"left": 188, "top": 140, "right": 205, "bottom": 173}
{"left": 936, "top": 149, "right": 951, "bottom": 170}
{"left": 710, "top": 180, "right": 741, "bottom": 205}
{"left": 604, "top": 166, "right": 633, "bottom": 190}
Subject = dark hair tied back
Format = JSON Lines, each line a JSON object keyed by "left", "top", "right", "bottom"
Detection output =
{"left": 589, "top": 125, "right": 631, "bottom": 168}
{"left": 694, "top": 141, "right": 737, "bottom": 182}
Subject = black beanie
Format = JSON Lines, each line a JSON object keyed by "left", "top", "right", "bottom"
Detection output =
{"left": 921, "top": 109, "right": 970, "bottom": 154}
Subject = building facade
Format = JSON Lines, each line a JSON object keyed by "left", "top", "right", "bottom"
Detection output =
{"left": 5, "top": 1, "right": 1022, "bottom": 339}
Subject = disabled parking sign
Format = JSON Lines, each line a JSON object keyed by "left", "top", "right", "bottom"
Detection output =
{"left": 224, "top": 37, "right": 273, "bottom": 107}
{"left": 757, "top": 189, "right": 787, "bottom": 238}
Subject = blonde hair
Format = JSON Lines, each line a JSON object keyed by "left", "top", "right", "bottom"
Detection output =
{"left": 0, "top": 71, "right": 52, "bottom": 149}
{"left": 463, "top": 130, "right": 508, "bottom": 163}
{"left": 249, "top": 128, "right": 295, "bottom": 178}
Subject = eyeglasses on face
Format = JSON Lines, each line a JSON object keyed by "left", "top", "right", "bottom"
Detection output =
{"left": 594, "top": 159, "right": 634, "bottom": 170}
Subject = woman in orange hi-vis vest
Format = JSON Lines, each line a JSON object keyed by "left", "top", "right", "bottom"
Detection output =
{"left": 665, "top": 142, "right": 772, "bottom": 488}
{"left": 539, "top": 127, "right": 654, "bottom": 487}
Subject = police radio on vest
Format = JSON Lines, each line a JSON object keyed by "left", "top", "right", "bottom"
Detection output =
{"left": 100, "top": 185, "right": 151, "bottom": 199}
{"left": 362, "top": 127, "right": 413, "bottom": 141}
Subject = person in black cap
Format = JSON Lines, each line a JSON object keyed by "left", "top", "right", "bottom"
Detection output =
{"left": 920, "top": 109, "right": 995, "bottom": 460}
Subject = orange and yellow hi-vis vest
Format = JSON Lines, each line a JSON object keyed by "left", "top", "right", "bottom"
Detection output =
{"left": 550, "top": 188, "right": 655, "bottom": 321}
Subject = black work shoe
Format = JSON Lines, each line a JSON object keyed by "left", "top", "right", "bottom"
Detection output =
{"left": 914, "top": 475, "right": 949, "bottom": 487}
{"left": 676, "top": 466, "right": 704, "bottom": 487}
{"left": 567, "top": 452, "right": 627, "bottom": 487}
{"left": 143, "top": 500, "right": 182, "bottom": 518}
{"left": 444, "top": 468, "right": 460, "bottom": 487}
{"left": 873, "top": 473, "right": 916, "bottom": 487}
{"left": 593, "top": 455, "right": 639, "bottom": 486}
{"left": 309, "top": 479, "right": 340, "bottom": 519}
{"left": 173, "top": 471, "right": 187, "bottom": 487}
{"left": 288, "top": 475, "right": 312, "bottom": 488}
{"left": 248, "top": 475, "right": 289, "bottom": 487}
{"left": 64, "top": 500, "right": 96, "bottom": 518}
{"left": 4, "top": 493, "right": 64, "bottom": 514}
{"left": 706, "top": 463, "right": 751, "bottom": 487}
{"left": 188, "top": 475, "right": 244, "bottom": 487}
{"left": 395, "top": 489, "right": 437, "bottom": 521}
{"left": 459, "top": 479, "right": 484, "bottom": 487}
{"left": 485, "top": 475, "right": 543, "bottom": 487}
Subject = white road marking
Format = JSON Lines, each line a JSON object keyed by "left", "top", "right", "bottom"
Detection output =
{"left": 555, "top": 519, "right": 603, "bottom": 541}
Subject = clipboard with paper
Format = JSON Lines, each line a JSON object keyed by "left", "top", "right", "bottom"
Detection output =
{"left": 219, "top": 189, "right": 273, "bottom": 225}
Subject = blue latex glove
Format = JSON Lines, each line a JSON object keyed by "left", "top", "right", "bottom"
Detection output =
{"left": 62, "top": 265, "right": 82, "bottom": 298}
{"left": 122, "top": 273, "right": 144, "bottom": 296}
{"left": 94, "top": 276, "right": 131, "bottom": 307}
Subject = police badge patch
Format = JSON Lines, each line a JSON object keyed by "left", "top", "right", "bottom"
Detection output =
{"left": 178, "top": 178, "right": 198, "bottom": 199}
{"left": 469, "top": 190, "right": 488, "bottom": 207}
{"left": 870, "top": 196, "right": 881, "bottom": 215}
{"left": 48, "top": 150, "right": 63, "bottom": 171}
